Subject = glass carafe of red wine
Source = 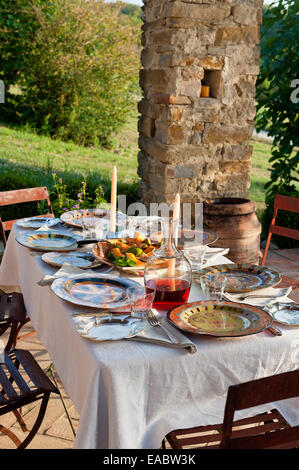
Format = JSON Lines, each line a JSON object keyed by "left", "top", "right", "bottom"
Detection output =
{"left": 144, "top": 218, "right": 192, "bottom": 311}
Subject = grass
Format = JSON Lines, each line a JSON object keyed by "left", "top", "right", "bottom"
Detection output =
{"left": 0, "top": 110, "right": 272, "bottom": 210}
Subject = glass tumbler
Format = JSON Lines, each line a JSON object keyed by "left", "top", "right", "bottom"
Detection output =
{"left": 126, "top": 286, "right": 156, "bottom": 319}
{"left": 200, "top": 274, "right": 227, "bottom": 300}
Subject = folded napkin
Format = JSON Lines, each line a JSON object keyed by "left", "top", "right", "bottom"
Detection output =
{"left": 129, "top": 318, "right": 197, "bottom": 354}
{"left": 223, "top": 286, "right": 293, "bottom": 308}
{"left": 203, "top": 247, "right": 231, "bottom": 268}
{"left": 37, "top": 263, "right": 93, "bottom": 286}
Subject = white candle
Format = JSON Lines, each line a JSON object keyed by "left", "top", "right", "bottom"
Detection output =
{"left": 168, "top": 193, "right": 180, "bottom": 278}
{"left": 110, "top": 166, "right": 117, "bottom": 233}
{"left": 173, "top": 193, "right": 180, "bottom": 245}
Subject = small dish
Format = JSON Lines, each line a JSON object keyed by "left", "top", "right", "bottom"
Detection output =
{"left": 73, "top": 314, "right": 145, "bottom": 341}
{"left": 264, "top": 302, "right": 299, "bottom": 326}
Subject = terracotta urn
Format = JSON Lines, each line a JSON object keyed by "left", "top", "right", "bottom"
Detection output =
{"left": 203, "top": 198, "right": 262, "bottom": 265}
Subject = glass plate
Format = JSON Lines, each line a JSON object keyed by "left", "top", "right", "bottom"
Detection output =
{"left": 16, "top": 217, "right": 60, "bottom": 229}
{"left": 16, "top": 232, "right": 78, "bottom": 252}
{"left": 178, "top": 229, "right": 218, "bottom": 247}
{"left": 167, "top": 300, "right": 272, "bottom": 337}
{"left": 51, "top": 273, "right": 140, "bottom": 309}
{"left": 41, "top": 251, "right": 102, "bottom": 269}
{"left": 198, "top": 264, "right": 281, "bottom": 293}
{"left": 264, "top": 302, "right": 299, "bottom": 326}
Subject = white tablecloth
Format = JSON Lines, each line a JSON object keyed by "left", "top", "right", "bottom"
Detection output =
{"left": 0, "top": 225, "right": 299, "bottom": 449}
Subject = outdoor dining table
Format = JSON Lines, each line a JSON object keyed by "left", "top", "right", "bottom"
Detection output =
{"left": 0, "top": 224, "right": 299, "bottom": 449}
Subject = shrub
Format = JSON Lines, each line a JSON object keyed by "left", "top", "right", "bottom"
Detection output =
{"left": 0, "top": 159, "right": 139, "bottom": 221}
{"left": 0, "top": 0, "right": 140, "bottom": 146}
{"left": 256, "top": 0, "right": 299, "bottom": 247}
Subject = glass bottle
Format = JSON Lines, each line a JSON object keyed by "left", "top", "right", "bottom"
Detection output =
{"left": 144, "top": 218, "right": 192, "bottom": 311}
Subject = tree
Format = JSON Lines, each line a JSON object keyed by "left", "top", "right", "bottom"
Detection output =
{"left": 0, "top": 0, "right": 140, "bottom": 146}
{"left": 255, "top": 0, "right": 299, "bottom": 245}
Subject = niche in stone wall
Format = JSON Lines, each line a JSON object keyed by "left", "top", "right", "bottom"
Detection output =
{"left": 202, "top": 70, "right": 223, "bottom": 99}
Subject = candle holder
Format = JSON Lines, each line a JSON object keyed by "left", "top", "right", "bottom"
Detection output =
{"left": 201, "top": 85, "right": 210, "bottom": 98}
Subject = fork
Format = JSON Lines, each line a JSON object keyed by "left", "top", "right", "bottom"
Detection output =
{"left": 228, "top": 293, "right": 280, "bottom": 301}
{"left": 147, "top": 310, "right": 179, "bottom": 344}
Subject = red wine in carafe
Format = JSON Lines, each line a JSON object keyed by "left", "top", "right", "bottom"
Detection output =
{"left": 146, "top": 278, "right": 190, "bottom": 310}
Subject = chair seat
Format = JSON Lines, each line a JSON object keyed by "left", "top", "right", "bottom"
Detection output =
{"left": 164, "top": 409, "right": 291, "bottom": 449}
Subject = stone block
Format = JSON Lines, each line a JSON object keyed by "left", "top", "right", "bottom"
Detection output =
{"left": 215, "top": 26, "right": 260, "bottom": 45}
{"left": 152, "top": 93, "right": 191, "bottom": 105}
{"left": 138, "top": 98, "right": 164, "bottom": 120}
{"left": 233, "top": 4, "right": 262, "bottom": 26}
{"left": 166, "top": 4, "right": 231, "bottom": 24}
{"left": 155, "top": 122, "right": 187, "bottom": 145}
{"left": 203, "top": 124, "right": 252, "bottom": 145}
{"left": 138, "top": 116, "right": 156, "bottom": 139}
{"left": 199, "top": 56, "right": 224, "bottom": 70}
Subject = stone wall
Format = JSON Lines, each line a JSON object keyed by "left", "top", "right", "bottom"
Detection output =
{"left": 137, "top": 0, "right": 263, "bottom": 206}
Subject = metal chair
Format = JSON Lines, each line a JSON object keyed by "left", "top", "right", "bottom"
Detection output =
{"left": 0, "top": 186, "right": 54, "bottom": 246}
{"left": 0, "top": 349, "right": 58, "bottom": 448}
{"left": 0, "top": 291, "right": 76, "bottom": 439}
{"left": 0, "top": 292, "right": 29, "bottom": 351}
{"left": 261, "top": 194, "right": 299, "bottom": 266}
{"left": 163, "top": 369, "right": 299, "bottom": 449}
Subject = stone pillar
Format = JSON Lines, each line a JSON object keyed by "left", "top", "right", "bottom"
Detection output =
{"left": 138, "top": 0, "right": 263, "bottom": 206}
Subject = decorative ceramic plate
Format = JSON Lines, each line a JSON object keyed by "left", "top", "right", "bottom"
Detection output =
{"left": 16, "top": 232, "right": 78, "bottom": 252}
{"left": 41, "top": 251, "right": 102, "bottom": 269}
{"left": 73, "top": 314, "right": 145, "bottom": 341}
{"left": 51, "top": 273, "right": 140, "bottom": 309}
{"left": 16, "top": 217, "right": 60, "bottom": 229}
{"left": 178, "top": 229, "right": 218, "bottom": 247}
{"left": 198, "top": 264, "right": 281, "bottom": 293}
{"left": 60, "top": 208, "right": 108, "bottom": 229}
{"left": 167, "top": 301, "right": 273, "bottom": 337}
{"left": 264, "top": 302, "right": 299, "bottom": 327}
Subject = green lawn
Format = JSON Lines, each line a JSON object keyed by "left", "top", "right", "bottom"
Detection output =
{"left": 0, "top": 112, "right": 271, "bottom": 209}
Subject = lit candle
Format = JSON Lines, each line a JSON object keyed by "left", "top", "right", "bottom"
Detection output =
{"left": 110, "top": 166, "right": 117, "bottom": 233}
{"left": 168, "top": 193, "right": 180, "bottom": 278}
{"left": 173, "top": 193, "right": 180, "bottom": 245}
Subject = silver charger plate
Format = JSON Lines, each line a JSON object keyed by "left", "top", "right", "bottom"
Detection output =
{"left": 264, "top": 302, "right": 299, "bottom": 326}
{"left": 73, "top": 314, "right": 145, "bottom": 341}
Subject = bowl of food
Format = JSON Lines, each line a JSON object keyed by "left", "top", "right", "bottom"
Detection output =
{"left": 92, "top": 232, "right": 162, "bottom": 271}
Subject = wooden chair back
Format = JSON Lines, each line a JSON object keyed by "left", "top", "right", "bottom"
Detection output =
{"left": 0, "top": 187, "right": 54, "bottom": 246}
{"left": 261, "top": 194, "right": 299, "bottom": 266}
{"left": 221, "top": 369, "right": 299, "bottom": 449}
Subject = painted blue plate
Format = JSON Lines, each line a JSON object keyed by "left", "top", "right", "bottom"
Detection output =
{"left": 16, "top": 232, "right": 78, "bottom": 252}
{"left": 51, "top": 273, "right": 140, "bottom": 309}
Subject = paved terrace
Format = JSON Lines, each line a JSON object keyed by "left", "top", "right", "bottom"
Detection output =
{"left": 0, "top": 246, "right": 298, "bottom": 449}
